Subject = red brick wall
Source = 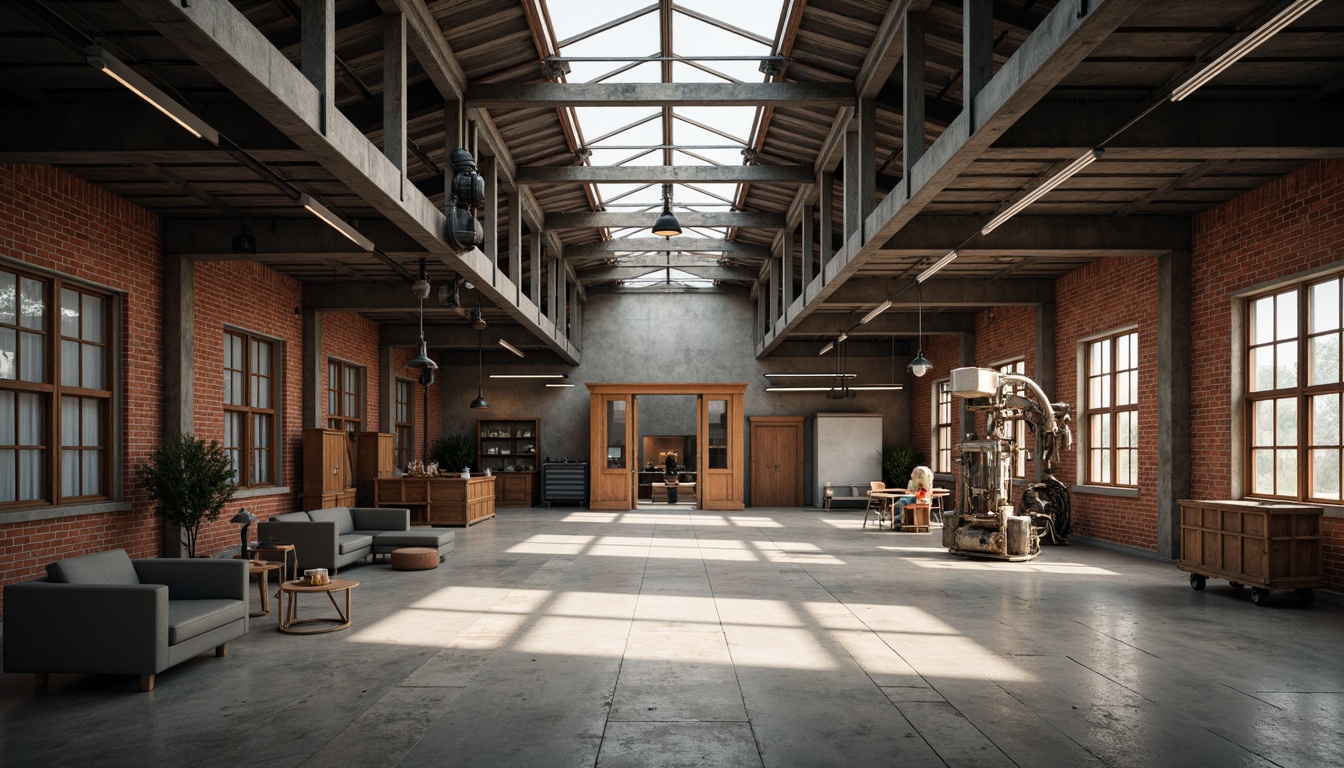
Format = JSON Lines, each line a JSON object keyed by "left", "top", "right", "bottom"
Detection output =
{"left": 1055, "top": 257, "right": 1159, "bottom": 549}
{"left": 392, "top": 347, "right": 443, "bottom": 466}
{"left": 189, "top": 262, "right": 305, "bottom": 557}
{"left": 0, "top": 165, "right": 163, "bottom": 614}
{"left": 322, "top": 311, "right": 381, "bottom": 429}
{"left": 1190, "top": 159, "right": 1344, "bottom": 590}
{"left": 973, "top": 305, "right": 1037, "bottom": 474}
{"left": 909, "top": 334, "right": 963, "bottom": 472}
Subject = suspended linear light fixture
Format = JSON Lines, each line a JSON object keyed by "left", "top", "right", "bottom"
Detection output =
{"left": 859, "top": 299, "right": 892, "bottom": 325}
{"left": 497, "top": 338, "right": 524, "bottom": 358}
{"left": 1170, "top": 0, "right": 1325, "bottom": 102}
{"left": 86, "top": 47, "right": 219, "bottom": 145}
{"left": 651, "top": 183, "right": 682, "bottom": 237}
{"left": 469, "top": 330, "right": 489, "bottom": 410}
{"left": 298, "top": 194, "right": 375, "bottom": 250}
{"left": 917, "top": 249, "right": 959, "bottom": 283}
{"left": 909, "top": 281, "right": 932, "bottom": 378}
{"left": 980, "top": 148, "right": 1103, "bottom": 236}
{"left": 490, "top": 373, "right": 568, "bottom": 379}
{"left": 818, "top": 341, "right": 835, "bottom": 356}
{"left": 404, "top": 260, "right": 439, "bottom": 375}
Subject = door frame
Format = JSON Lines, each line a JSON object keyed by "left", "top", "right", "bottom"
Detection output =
{"left": 749, "top": 416, "right": 804, "bottom": 507}
{"left": 587, "top": 382, "right": 746, "bottom": 511}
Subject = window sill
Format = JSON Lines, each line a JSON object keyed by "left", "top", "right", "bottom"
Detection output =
{"left": 232, "top": 486, "right": 292, "bottom": 501}
{"left": 1241, "top": 496, "right": 1344, "bottom": 519}
{"left": 0, "top": 500, "right": 133, "bottom": 524}
{"left": 1071, "top": 484, "right": 1140, "bottom": 498}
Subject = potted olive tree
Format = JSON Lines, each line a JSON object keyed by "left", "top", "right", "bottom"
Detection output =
{"left": 140, "top": 433, "right": 237, "bottom": 558}
{"left": 432, "top": 434, "right": 477, "bottom": 474}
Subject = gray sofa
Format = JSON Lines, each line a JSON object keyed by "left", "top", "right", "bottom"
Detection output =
{"left": 255, "top": 507, "right": 454, "bottom": 573}
{"left": 3, "top": 549, "right": 248, "bottom": 692}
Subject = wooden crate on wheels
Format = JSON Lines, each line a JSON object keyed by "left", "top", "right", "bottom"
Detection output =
{"left": 1178, "top": 499, "right": 1323, "bottom": 607}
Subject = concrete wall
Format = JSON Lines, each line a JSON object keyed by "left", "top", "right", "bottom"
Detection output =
{"left": 439, "top": 291, "right": 917, "bottom": 503}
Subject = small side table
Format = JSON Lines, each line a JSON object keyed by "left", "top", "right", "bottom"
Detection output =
{"left": 278, "top": 578, "right": 360, "bottom": 635}
{"left": 248, "top": 544, "right": 297, "bottom": 582}
{"left": 900, "top": 503, "right": 931, "bottom": 533}
{"left": 246, "top": 560, "right": 282, "bottom": 617}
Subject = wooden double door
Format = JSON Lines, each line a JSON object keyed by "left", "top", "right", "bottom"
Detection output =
{"left": 749, "top": 417, "right": 803, "bottom": 507}
{"left": 588, "top": 383, "right": 746, "bottom": 511}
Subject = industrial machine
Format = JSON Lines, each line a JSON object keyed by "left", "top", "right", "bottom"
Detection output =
{"left": 942, "top": 367, "right": 1073, "bottom": 561}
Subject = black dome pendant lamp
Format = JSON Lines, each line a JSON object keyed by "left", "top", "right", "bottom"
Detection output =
{"left": 651, "top": 184, "right": 681, "bottom": 237}
{"left": 469, "top": 329, "right": 489, "bottom": 410}
{"left": 405, "top": 259, "right": 439, "bottom": 374}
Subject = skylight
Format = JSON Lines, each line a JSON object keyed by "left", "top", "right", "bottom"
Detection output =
{"left": 544, "top": 0, "right": 785, "bottom": 254}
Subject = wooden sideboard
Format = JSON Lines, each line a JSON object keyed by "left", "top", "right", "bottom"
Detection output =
{"left": 374, "top": 476, "right": 496, "bottom": 527}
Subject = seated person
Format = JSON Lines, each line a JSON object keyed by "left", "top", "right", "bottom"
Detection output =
{"left": 893, "top": 465, "right": 934, "bottom": 519}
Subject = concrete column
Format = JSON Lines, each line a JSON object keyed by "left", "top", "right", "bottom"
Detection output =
{"left": 382, "top": 12, "right": 407, "bottom": 199}
{"left": 842, "top": 125, "right": 861, "bottom": 249}
{"left": 508, "top": 190, "right": 522, "bottom": 298}
{"left": 302, "top": 308, "right": 324, "bottom": 430}
{"left": 1157, "top": 251, "right": 1192, "bottom": 560}
{"left": 903, "top": 10, "right": 927, "bottom": 185}
{"left": 800, "top": 203, "right": 814, "bottom": 290}
{"left": 818, "top": 173, "right": 833, "bottom": 271}
{"left": 301, "top": 0, "right": 335, "bottom": 133}
{"left": 963, "top": 0, "right": 994, "bottom": 131}
{"left": 530, "top": 231, "right": 543, "bottom": 308}
{"left": 568, "top": 282, "right": 579, "bottom": 342}
{"left": 379, "top": 344, "right": 396, "bottom": 433}
{"left": 959, "top": 331, "right": 977, "bottom": 441}
{"left": 857, "top": 97, "right": 877, "bottom": 236}
{"left": 161, "top": 255, "right": 194, "bottom": 557}
{"left": 558, "top": 269, "right": 569, "bottom": 338}
{"left": 1033, "top": 302, "right": 1056, "bottom": 482}
{"left": 548, "top": 255, "right": 559, "bottom": 326}
{"left": 483, "top": 155, "right": 498, "bottom": 275}
{"left": 768, "top": 258, "right": 780, "bottom": 326}
{"left": 782, "top": 227, "right": 794, "bottom": 311}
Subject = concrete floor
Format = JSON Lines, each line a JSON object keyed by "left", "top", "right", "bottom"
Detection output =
{"left": 3, "top": 507, "right": 1343, "bottom": 768}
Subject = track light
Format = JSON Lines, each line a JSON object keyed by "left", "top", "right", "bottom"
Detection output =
{"left": 917, "top": 250, "right": 958, "bottom": 283}
{"left": 489, "top": 374, "right": 568, "bottom": 379}
{"left": 545, "top": 383, "right": 576, "bottom": 388}
{"left": 298, "top": 194, "right": 374, "bottom": 250}
{"left": 818, "top": 341, "right": 835, "bottom": 356}
{"left": 837, "top": 332, "right": 849, "bottom": 344}
{"left": 980, "top": 148, "right": 1103, "bottom": 236}
{"left": 86, "top": 47, "right": 219, "bottom": 145}
{"left": 859, "top": 300, "right": 892, "bottom": 325}
{"left": 1170, "top": 0, "right": 1325, "bottom": 102}
{"left": 763, "top": 373, "right": 857, "bottom": 379}
{"left": 766, "top": 385, "right": 904, "bottom": 392}
{"left": 497, "top": 338, "right": 524, "bottom": 358}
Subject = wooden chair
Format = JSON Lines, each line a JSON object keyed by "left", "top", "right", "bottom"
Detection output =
{"left": 862, "top": 481, "right": 887, "bottom": 529}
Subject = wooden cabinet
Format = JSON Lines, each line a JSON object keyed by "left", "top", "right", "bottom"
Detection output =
{"left": 302, "top": 428, "right": 356, "bottom": 511}
{"left": 1179, "top": 499, "right": 1323, "bottom": 603}
{"left": 477, "top": 418, "right": 539, "bottom": 507}
{"left": 375, "top": 476, "right": 496, "bottom": 526}
{"left": 353, "top": 432, "right": 395, "bottom": 507}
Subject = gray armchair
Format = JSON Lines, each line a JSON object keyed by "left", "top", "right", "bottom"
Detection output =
{"left": 3, "top": 549, "right": 249, "bottom": 692}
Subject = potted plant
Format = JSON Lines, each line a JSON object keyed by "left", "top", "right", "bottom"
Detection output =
{"left": 140, "top": 433, "right": 237, "bottom": 558}
{"left": 881, "top": 445, "right": 923, "bottom": 488}
{"left": 432, "top": 434, "right": 477, "bottom": 473}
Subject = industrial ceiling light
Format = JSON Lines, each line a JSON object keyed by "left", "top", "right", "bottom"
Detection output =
{"left": 909, "top": 282, "right": 932, "bottom": 378}
{"left": 1170, "top": 0, "right": 1325, "bottom": 102}
{"left": 469, "top": 330, "right": 489, "bottom": 410}
{"left": 766, "top": 385, "right": 904, "bottom": 392}
{"left": 980, "top": 148, "right": 1103, "bottom": 236}
{"left": 917, "top": 249, "right": 959, "bottom": 283}
{"left": 86, "top": 47, "right": 220, "bottom": 145}
{"left": 859, "top": 299, "right": 892, "bottom": 325}
{"left": 763, "top": 373, "right": 857, "bottom": 379}
{"left": 490, "top": 373, "right": 567, "bottom": 379}
{"left": 298, "top": 193, "right": 375, "bottom": 250}
{"left": 404, "top": 260, "right": 439, "bottom": 374}
{"left": 231, "top": 221, "right": 256, "bottom": 255}
{"left": 818, "top": 341, "right": 835, "bottom": 356}
{"left": 651, "top": 184, "right": 682, "bottom": 237}
{"left": 470, "top": 305, "right": 487, "bottom": 331}
{"left": 545, "top": 383, "right": 576, "bottom": 388}
{"left": 497, "top": 338, "right": 524, "bottom": 358}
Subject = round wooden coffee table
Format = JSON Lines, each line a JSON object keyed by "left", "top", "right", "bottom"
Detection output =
{"left": 278, "top": 578, "right": 360, "bottom": 634}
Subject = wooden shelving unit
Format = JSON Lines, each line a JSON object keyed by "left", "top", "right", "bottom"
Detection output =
{"left": 477, "top": 418, "right": 539, "bottom": 507}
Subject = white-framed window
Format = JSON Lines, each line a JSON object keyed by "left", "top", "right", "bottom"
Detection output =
{"left": 1246, "top": 275, "right": 1344, "bottom": 501}
{"left": 1085, "top": 330, "right": 1139, "bottom": 486}
{"left": 934, "top": 378, "right": 953, "bottom": 474}
{"left": 1, "top": 267, "right": 113, "bottom": 507}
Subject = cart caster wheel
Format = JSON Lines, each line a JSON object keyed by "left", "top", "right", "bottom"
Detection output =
{"left": 1189, "top": 574, "right": 1207, "bottom": 591}
{"left": 1296, "top": 588, "right": 1315, "bottom": 606}
{"left": 1229, "top": 581, "right": 1243, "bottom": 591}
{"left": 1250, "top": 588, "right": 1273, "bottom": 606}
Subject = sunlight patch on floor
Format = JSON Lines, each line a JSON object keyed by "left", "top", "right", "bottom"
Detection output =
{"left": 905, "top": 558, "right": 1120, "bottom": 575}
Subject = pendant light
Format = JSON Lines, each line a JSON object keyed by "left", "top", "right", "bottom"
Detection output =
{"left": 909, "top": 281, "right": 932, "bottom": 377}
{"left": 469, "top": 329, "right": 489, "bottom": 410}
{"left": 651, "top": 183, "right": 682, "bottom": 237}
{"left": 405, "top": 259, "right": 439, "bottom": 373}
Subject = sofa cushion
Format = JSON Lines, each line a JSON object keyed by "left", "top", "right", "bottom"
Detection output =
{"left": 338, "top": 533, "right": 374, "bottom": 555}
{"left": 46, "top": 549, "right": 140, "bottom": 585}
{"left": 374, "top": 530, "right": 455, "bottom": 549}
{"left": 271, "top": 511, "right": 312, "bottom": 523}
{"left": 167, "top": 599, "right": 246, "bottom": 645}
{"left": 309, "top": 507, "right": 355, "bottom": 534}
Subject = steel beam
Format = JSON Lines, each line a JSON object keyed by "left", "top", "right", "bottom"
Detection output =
{"left": 518, "top": 165, "right": 813, "bottom": 184}
{"left": 465, "top": 82, "right": 853, "bottom": 108}
{"left": 545, "top": 211, "right": 784, "bottom": 229}
{"left": 563, "top": 239, "right": 770, "bottom": 259}
{"left": 822, "top": 278, "right": 1054, "bottom": 307}
{"left": 577, "top": 266, "right": 757, "bottom": 283}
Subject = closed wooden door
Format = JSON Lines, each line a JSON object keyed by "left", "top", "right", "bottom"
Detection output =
{"left": 750, "top": 417, "right": 803, "bottom": 507}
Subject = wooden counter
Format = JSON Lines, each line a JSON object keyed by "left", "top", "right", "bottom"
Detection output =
{"left": 374, "top": 476, "right": 496, "bottom": 527}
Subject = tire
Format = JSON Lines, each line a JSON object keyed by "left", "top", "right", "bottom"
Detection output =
{"left": 1296, "top": 588, "right": 1315, "bottom": 606}
{"left": 1189, "top": 573, "right": 1206, "bottom": 591}
{"left": 1251, "top": 588, "right": 1272, "bottom": 606}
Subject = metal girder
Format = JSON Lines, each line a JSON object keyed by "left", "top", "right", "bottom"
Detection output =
{"left": 878, "top": 215, "right": 1190, "bottom": 255}
{"left": 464, "top": 82, "right": 853, "bottom": 108}
{"left": 121, "top": 0, "right": 577, "bottom": 364}
{"left": 563, "top": 239, "right": 770, "bottom": 259}
{"left": 757, "top": 0, "right": 1146, "bottom": 356}
{"left": 822, "top": 278, "right": 1055, "bottom": 306}
{"left": 164, "top": 218, "right": 423, "bottom": 257}
{"left": 791, "top": 312, "right": 977, "bottom": 335}
{"left": 545, "top": 211, "right": 784, "bottom": 229}
{"left": 997, "top": 102, "right": 1344, "bottom": 153}
{"left": 577, "top": 266, "right": 757, "bottom": 283}
{"left": 856, "top": 1, "right": 933, "bottom": 99}
{"left": 518, "top": 165, "right": 813, "bottom": 184}
{"left": 371, "top": 0, "right": 466, "bottom": 100}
